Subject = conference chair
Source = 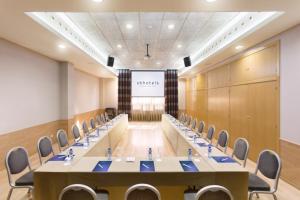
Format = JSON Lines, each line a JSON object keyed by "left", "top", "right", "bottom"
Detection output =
{"left": 105, "top": 112, "right": 110, "bottom": 121}
{"left": 231, "top": 138, "right": 249, "bottom": 167}
{"left": 248, "top": 150, "right": 282, "bottom": 200}
{"left": 96, "top": 115, "right": 103, "bottom": 126}
{"left": 72, "top": 124, "right": 81, "bottom": 142}
{"left": 37, "top": 136, "right": 55, "bottom": 165}
{"left": 57, "top": 129, "right": 69, "bottom": 152}
{"left": 190, "top": 118, "right": 197, "bottom": 130}
{"left": 82, "top": 121, "right": 90, "bottom": 135}
{"left": 5, "top": 147, "right": 34, "bottom": 200}
{"left": 125, "top": 183, "right": 161, "bottom": 200}
{"left": 216, "top": 130, "right": 229, "bottom": 153}
{"left": 197, "top": 121, "right": 205, "bottom": 137}
{"left": 185, "top": 116, "right": 192, "bottom": 127}
{"left": 90, "top": 118, "right": 96, "bottom": 129}
{"left": 59, "top": 184, "right": 97, "bottom": 200}
{"left": 184, "top": 185, "right": 233, "bottom": 200}
{"left": 100, "top": 114, "right": 106, "bottom": 124}
{"left": 205, "top": 125, "right": 215, "bottom": 144}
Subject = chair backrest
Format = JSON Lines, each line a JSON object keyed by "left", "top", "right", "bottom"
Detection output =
{"left": 82, "top": 121, "right": 89, "bottom": 135}
{"left": 72, "top": 124, "right": 81, "bottom": 142}
{"left": 206, "top": 125, "right": 215, "bottom": 143}
{"left": 195, "top": 185, "right": 233, "bottom": 200}
{"left": 90, "top": 118, "right": 96, "bottom": 129}
{"left": 96, "top": 115, "right": 102, "bottom": 126}
{"left": 125, "top": 184, "right": 161, "bottom": 200}
{"left": 191, "top": 119, "right": 197, "bottom": 130}
{"left": 186, "top": 116, "right": 191, "bottom": 126}
{"left": 57, "top": 129, "right": 69, "bottom": 152}
{"left": 232, "top": 138, "right": 249, "bottom": 167}
{"left": 100, "top": 114, "right": 106, "bottom": 123}
{"left": 197, "top": 121, "right": 205, "bottom": 135}
{"left": 104, "top": 112, "right": 109, "bottom": 121}
{"left": 255, "top": 150, "right": 282, "bottom": 191}
{"left": 5, "top": 147, "right": 31, "bottom": 185}
{"left": 37, "top": 136, "right": 54, "bottom": 165}
{"left": 59, "top": 184, "right": 97, "bottom": 200}
{"left": 216, "top": 130, "right": 229, "bottom": 153}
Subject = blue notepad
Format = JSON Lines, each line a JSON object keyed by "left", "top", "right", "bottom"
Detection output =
{"left": 212, "top": 156, "right": 236, "bottom": 163}
{"left": 93, "top": 161, "right": 112, "bottom": 172}
{"left": 88, "top": 135, "right": 99, "bottom": 138}
{"left": 73, "top": 142, "right": 84, "bottom": 147}
{"left": 140, "top": 161, "right": 155, "bottom": 172}
{"left": 180, "top": 161, "right": 199, "bottom": 172}
{"left": 48, "top": 155, "right": 67, "bottom": 161}
{"left": 197, "top": 143, "right": 209, "bottom": 147}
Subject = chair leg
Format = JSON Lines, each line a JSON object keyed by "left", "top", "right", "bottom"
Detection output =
{"left": 272, "top": 194, "right": 278, "bottom": 200}
{"left": 248, "top": 193, "right": 253, "bottom": 200}
{"left": 7, "top": 188, "right": 13, "bottom": 200}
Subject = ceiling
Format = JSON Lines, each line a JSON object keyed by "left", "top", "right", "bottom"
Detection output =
{"left": 1, "top": 0, "right": 300, "bottom": 78}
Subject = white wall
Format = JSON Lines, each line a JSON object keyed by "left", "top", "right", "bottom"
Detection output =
{"left": 102, "top": 78, "right": 118, "bottom": 109}
{"left": 280, "top": 25, "right": 300, "bottom": 145}
{"left": 0, "top": 39, "right": 61, "bottom": 134}
{"left": 73, "top": 69, "right": 102, "bottom": 115}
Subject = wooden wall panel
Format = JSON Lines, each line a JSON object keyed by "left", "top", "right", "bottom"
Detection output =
{"left": 248, "top": 81, "right": 279, "bottom": 160}
{"left": 229, "top": 85, "right": 249, "bottom": 147}
{"left": 230, "top": 44, "right": 279, "bottom": 85}
{"left": 208, "top": 65, "right": 230, "bottom": 89}
{"left": 280, "top": 140, "right": 300, "bottom": 190}
{"left": 207, "top": 87, "right": 230, "bottom": 136}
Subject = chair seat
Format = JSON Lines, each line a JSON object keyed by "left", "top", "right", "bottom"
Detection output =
{"left": 95, "top": 189, "right": 109, "bottom": 200}
{"left": 15, "top": 171, "right": 34, "bottom": 186}
{"left": 248, "top": 173, "right": 271, "bottom": 191}
{"left": 184, "top": 188, "right": 197, "bottom": 200}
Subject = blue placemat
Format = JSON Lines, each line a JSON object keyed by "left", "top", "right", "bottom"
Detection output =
{"left": 212, "top": 156, "right": 236, "bottom": 163}
{"left": 179, "top": 161, "right": 199, "bottom": 172}
{"left": 48, "top": 155, "right": 67, "bottom": 161}
{"left": 197, "top": 143, "right": 209, "bottom": 147}
{"left": 140, "top": 161, "right": 155, "bottom": 172}
{"left": 93, "top": 161, "right": 112, "bottom": 172}
{"left": 88, "top": 135, "right": 99, "bottom": 138}
{"left": 73, "top": 142, "right": 84, "bottom": 147}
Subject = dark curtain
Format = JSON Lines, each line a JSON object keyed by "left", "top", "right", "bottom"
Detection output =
{"left": 165, "top": 69, "right": 178, "bottom": 118}
{"left": 118, "top": 69, "right": 131, "bottom": 119}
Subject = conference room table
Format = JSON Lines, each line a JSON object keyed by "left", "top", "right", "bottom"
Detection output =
{"left": 34, "top": 114, "right": 248, "bottom": 200}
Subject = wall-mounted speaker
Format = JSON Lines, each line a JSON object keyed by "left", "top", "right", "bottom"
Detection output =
{"left": 107, "top": 56, "right": 115, "bottom": 67}
{"left": 184, "top": 56, "right": 191, "bottom": 67}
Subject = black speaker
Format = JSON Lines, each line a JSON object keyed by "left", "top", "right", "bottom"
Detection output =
{"left": 184, "top": 56, "right": 191, "bottom": 67}
{"left": 107, "top": 56, "right": 115, "bottom": 67}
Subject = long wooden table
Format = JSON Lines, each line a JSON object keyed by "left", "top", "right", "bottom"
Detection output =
{"left": 34, "top": 114, "right": 248, "bottom": 200}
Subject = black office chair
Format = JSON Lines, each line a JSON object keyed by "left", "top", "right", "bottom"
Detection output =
{"left": 5, "top": 147, "right": 34, "bottom": 200}
{"left": 248, "top": 149, "right": 282, "bottom": 200}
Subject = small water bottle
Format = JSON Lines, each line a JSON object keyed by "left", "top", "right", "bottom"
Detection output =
{"left": 188, "top": 148, "right": 192, "bottom": 160}
{"left": 86, "top": 136, "right": 90, "bottom": 146}
{"left": 68, "top": 148, "right": 74, "bottom": 160}
{"left": 148, "top": 147, "right": 153, "bottom": 161}
{"left": 193, "top": 135, "right": 197, "bottom": 143}
{"left": 96, "top": 128, "right": 100, "bottom": 137}
{"left": 107, "top": 148, "right": 112, "bottom": 161}
{"left": 208, "top": 144, "right": 212, "bottom": 158}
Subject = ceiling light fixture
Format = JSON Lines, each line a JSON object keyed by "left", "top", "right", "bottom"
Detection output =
{"left": 177, "top": 44, "right": 182, "bottom": 49}
{"left": 235, "top": 45, "right": 244, "bottom": 50}
{"left": 147, "top": 25, "right": 153, "bottom": 29}
{"left": 117, "top": 44, "right": 122, "bottom": 49}
{"left": 168, "top": 24, "right": 175, "bottom": 30}
{"left": 206, "top": 0, "right": 217, "bottom": 3}
{"left": 126, "top": 23, "right": 133, "bottom": 29}
{"left": 93, "top": 0, "right": 104, "bottom": 3}
{"left": 156, "top": 62, "right": 161, "bottom": 65}
{"left": 58, "top": 44, "right": 66, "bottom": 49}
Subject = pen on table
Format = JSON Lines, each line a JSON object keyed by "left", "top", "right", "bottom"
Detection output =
{"left": 98, "top": 164, "right": 103, "bottom": 169}
{"left": 142, "top": 164, "right": 149, "bottom": 169}
{"left": 182, "top": 163, "right": 192, "bottom": 168}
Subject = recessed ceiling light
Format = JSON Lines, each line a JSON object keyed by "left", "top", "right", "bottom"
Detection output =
{"left": 156, "top": 62, "right": 161, "bottom": 65}
{"left": 206, "top": 0, "right": 217, "bottom": 3}
{"left": 168, "top": 24, "right": 175, "bottom": 30}
{"left": 93, "top": 0, "right": 104, "bottom": 3}
{"left": 126, "top": 23, "right": 133, "bottom": 29}
{"left": 147, "top": 25, "right": 153, "bottom": 29}
{"left": 58, "top": 44, "right": 66, "bottom": 49}
{"left": 235, "top": 45, "right": 244, "bottom": 50}
{"left": 177, "top": 44, "right": 182, "bottom": 49}
{"left": 117, "top": 44, "right": 122, "bottom": 49}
